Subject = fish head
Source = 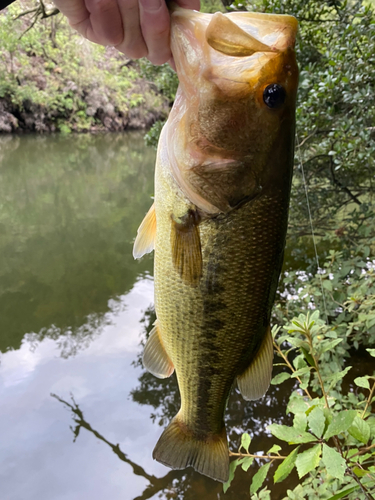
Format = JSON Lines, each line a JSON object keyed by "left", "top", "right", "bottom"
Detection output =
{"left": 169, "top": 7, "right": 299, "bottom": 213}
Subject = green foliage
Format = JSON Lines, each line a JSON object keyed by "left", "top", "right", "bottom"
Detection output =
{"left": 0, "top": 2, "right": 167, "bottom": 131}
{"left": 226, "top": 310, "right": 375, "bottom": 498}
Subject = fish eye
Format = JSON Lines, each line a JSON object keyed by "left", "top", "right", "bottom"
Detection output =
{"left": 263, "top": 84, "right": 286, "bottom": 109}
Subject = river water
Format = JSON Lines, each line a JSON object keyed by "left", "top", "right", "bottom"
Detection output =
{"left": 0, "top": 132, "right": 368, "bottom": 500}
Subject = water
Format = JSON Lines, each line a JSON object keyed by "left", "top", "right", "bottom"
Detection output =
{"left": 0, "top": 133, "right": 369, "bottom": 500}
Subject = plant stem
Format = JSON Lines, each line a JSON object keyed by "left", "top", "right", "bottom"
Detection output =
{"left": 350, "top": 442, "right": 375, "bottom": 459}
{"left": 273, "top": 341, "right": 313, "bottom": 400}
{"left": 229, "top": 451, "right": 287, "bottom": 460}
{"left": 306, "top": 334, "right": 330, "bottom": 408}
{"left": 361, "top": 380, "right": 375, "bottom": 419}
{"left": 347, "top": 467, "right": 375, "bottom": 500}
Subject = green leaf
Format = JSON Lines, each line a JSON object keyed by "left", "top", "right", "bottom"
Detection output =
{"left": 319, "top": 338, "right": 343, "bottom": 354}
{"left": 300, "top": 347, "right": 316, "bottom": 368}
{"left": 354, "top": 377, "right": 370, "bottom": 390}
{"left": 308, "top": 407, "right": 326, "bottom": 438}
{"left": 240, "top": 433, "right": 251, "bottom": 453}
{"left": 322, "top": 444, "right": 346, "bottom": 480}
{"left": 291, "top": 366, "right": 311, "bottom": 378}
{"left": 353, "top": 466, "right": 368, "bottom": 478}
{"left": 366, "top": 349, "right": 375, "bottom": 358}
{"left": 267, "top": 444, "right": 281, "bottom": 455}
{"left": 348, "top": 416, "right": 370, "bottom": 444}
{"left": 250, "top": 462, "right": 271, "bottom": 495}
{"left": 293, "top": 412, "right": 307, "bottom": 433}
{"left": 323, "top": 280, "right": 333, "bottom": 291}
{"left": 268, "top": 424, "right": 316, "bottom": 444}
{"left": 274, "top": 447, "right": 300, "bottom": 484}
{"left": 324, "top": 410, "right": 357, "bottom": 440}
{"left": 295, "top": 444, "right": 322, "bottom": 478}
{"left": 326, "top": 366, "right": 352, "bottom": 391}
{"left": 241, "top": 456, "right": 254, "bottom": 472}
{"left": 223, "top": 459, "right": 240, "bottom": 493}
{"left": 326, "top": 486, "right": 360, "bottom": 500}
{"left": 271, "top": 372, "right": 291, "bottom": 385}
{"left": 287, "top": 394, "right": 310, "bottom": 415}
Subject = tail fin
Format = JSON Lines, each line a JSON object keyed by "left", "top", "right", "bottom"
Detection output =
{"left": 152, "top": 413, "right": 229, "bottom": 482}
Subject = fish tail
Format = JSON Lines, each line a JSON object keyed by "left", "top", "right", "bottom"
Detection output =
{"left": 152, "top": 412, "right": 229, "bottom": 482}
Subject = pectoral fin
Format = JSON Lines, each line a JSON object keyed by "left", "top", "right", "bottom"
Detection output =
{"left": 171, "top": 210, "right": 202, "bottom": 286}
{"left": 143, "top": 320, "right": 174, "bottom": 379}
{"left": 133, "top": 203, "right": 156, "bottom": 259}
{"left": 206, "top": 12, "right": 272, "bottom": 57}
{"left": 237, "top": 326, "right": 274, "bottom": 401}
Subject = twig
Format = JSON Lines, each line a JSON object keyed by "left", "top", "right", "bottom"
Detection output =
{"left": 362, "top": 381, "right": 375, "bottom": 419}
{"left": 229, "top": 451, "right": 287, "bottom": 460}
{"left": 273, "top": 341, "right": 313, "bottom": 400}
{"left": 350, "top": 443, "right": 375, "bottom": 459}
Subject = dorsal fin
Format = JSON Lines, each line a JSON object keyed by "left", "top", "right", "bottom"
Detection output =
{"left": 133, "top": 203, "right": 156, "bottom": 259}
{"left": 206, "top": 12, "right": 272, "bottom": 57}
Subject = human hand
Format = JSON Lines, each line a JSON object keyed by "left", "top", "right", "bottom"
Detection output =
{"left": 53, "top": 0, "right": 200, "bottom": 65}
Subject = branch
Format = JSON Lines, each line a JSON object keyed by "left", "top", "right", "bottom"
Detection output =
{"left": 229, "top": 451, "right": 287, "bottom": 460}
{"left": 51, "top": 393, "right": 186, "bottom": 500}
{"left": 298, "top": 17, "right": 340, "bottom": 22}
{"left": 329, "top": 157, "right": 362, "bottom": 205}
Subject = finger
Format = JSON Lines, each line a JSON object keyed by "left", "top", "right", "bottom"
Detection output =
{"left": 139, "top": 0, "right": 171, "bottom": 65}
{"left": 175, "top": 0, "right": 200, "bottom": 10}
{"left": 84, "top": 0, "right": 124, "bottom": 46}
{"left": 52, "top": 0, "right": 89, "bottom": 26}
{"left": 115, "top": 0, "right": 148, "bottom": 59}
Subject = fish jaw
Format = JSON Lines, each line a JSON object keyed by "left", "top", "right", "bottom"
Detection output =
{"left": 167, "top": 7, "right": 299, "bottom": 215}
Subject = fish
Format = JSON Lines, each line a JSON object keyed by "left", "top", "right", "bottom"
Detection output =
{"left": 133, "top": 6, "right": 299, "bottom": 483}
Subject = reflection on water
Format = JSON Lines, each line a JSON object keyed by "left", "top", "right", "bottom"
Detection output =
{"left": 0, "top": 133, "right": 369, "bottom": 500}
{"left": 0, "top": 133, "right": 154, "bottom": 354}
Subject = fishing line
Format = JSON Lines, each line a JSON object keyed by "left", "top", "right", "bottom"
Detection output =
{"left": 295, "top": 128, "right": 329, "bottom": 322}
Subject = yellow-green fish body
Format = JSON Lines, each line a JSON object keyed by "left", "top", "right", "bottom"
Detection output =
{"left": 133, "top": 7, "right": 299, "bottom": 483}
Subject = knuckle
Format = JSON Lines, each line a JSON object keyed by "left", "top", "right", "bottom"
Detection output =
{"left": 87, "top": 0, "right": 115, "bottom": 14}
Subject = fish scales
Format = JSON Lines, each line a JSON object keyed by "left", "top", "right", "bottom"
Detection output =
{"left": 133, "top": 6, "right": 299, "bottom": 483}
{"left": 155, "top": 170, "right": 289, "bottom": 427}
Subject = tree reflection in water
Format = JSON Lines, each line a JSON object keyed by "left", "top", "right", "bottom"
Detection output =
{"left": 52, "top": 307, "right": 299, "bottom": 500}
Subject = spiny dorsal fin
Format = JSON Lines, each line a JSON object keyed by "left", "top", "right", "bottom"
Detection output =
{"left": 171, "top": 209, "right": 202, "bottom": 286}
{"left": 143, "top": 320, "right": 174, "bottom": 379}
{"left": 153, "top": 412, "right": 230, "bottom": 483}
{"left": 206, "top": 12, "right": 272, "bottom": 57}
{"left": 133, "top": 203, "right": 156, "bottom": 259}
{"left": 237, "top": 325, "right": 274, "bottom": 400}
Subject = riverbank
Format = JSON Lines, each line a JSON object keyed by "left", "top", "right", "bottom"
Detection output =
{"left": 0, "top": 2, "right": 170, "bottom": 134}
{"left": 0, "top": 76, "right": 168, "bottom": 134}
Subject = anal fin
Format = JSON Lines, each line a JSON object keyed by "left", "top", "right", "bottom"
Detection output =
{"left": 171, "top": 209, "right": 202, "bottom": 286}
{"left": 133, "top": 203, "right": 156, "bottom": 259}
{"left": 237, "top": 325, "right": 274, "bottom": 401}
{"left": 143, "top": 320, "right": 174, "bottom": 379}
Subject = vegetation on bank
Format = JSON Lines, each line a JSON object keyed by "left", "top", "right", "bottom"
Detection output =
{"left": 0, "top": 0, "right": 170, "bottom": 133}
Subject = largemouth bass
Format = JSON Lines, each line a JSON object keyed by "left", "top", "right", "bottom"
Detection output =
{"left": 133, "top": 6, "right": 298, "bottom": 483}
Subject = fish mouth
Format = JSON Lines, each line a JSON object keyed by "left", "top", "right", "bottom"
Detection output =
{"left": 171, "top": 7, "right": 298, "bottom": 55}
{"left": 170, "top": 7, "right": 298, "bottom": 89}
